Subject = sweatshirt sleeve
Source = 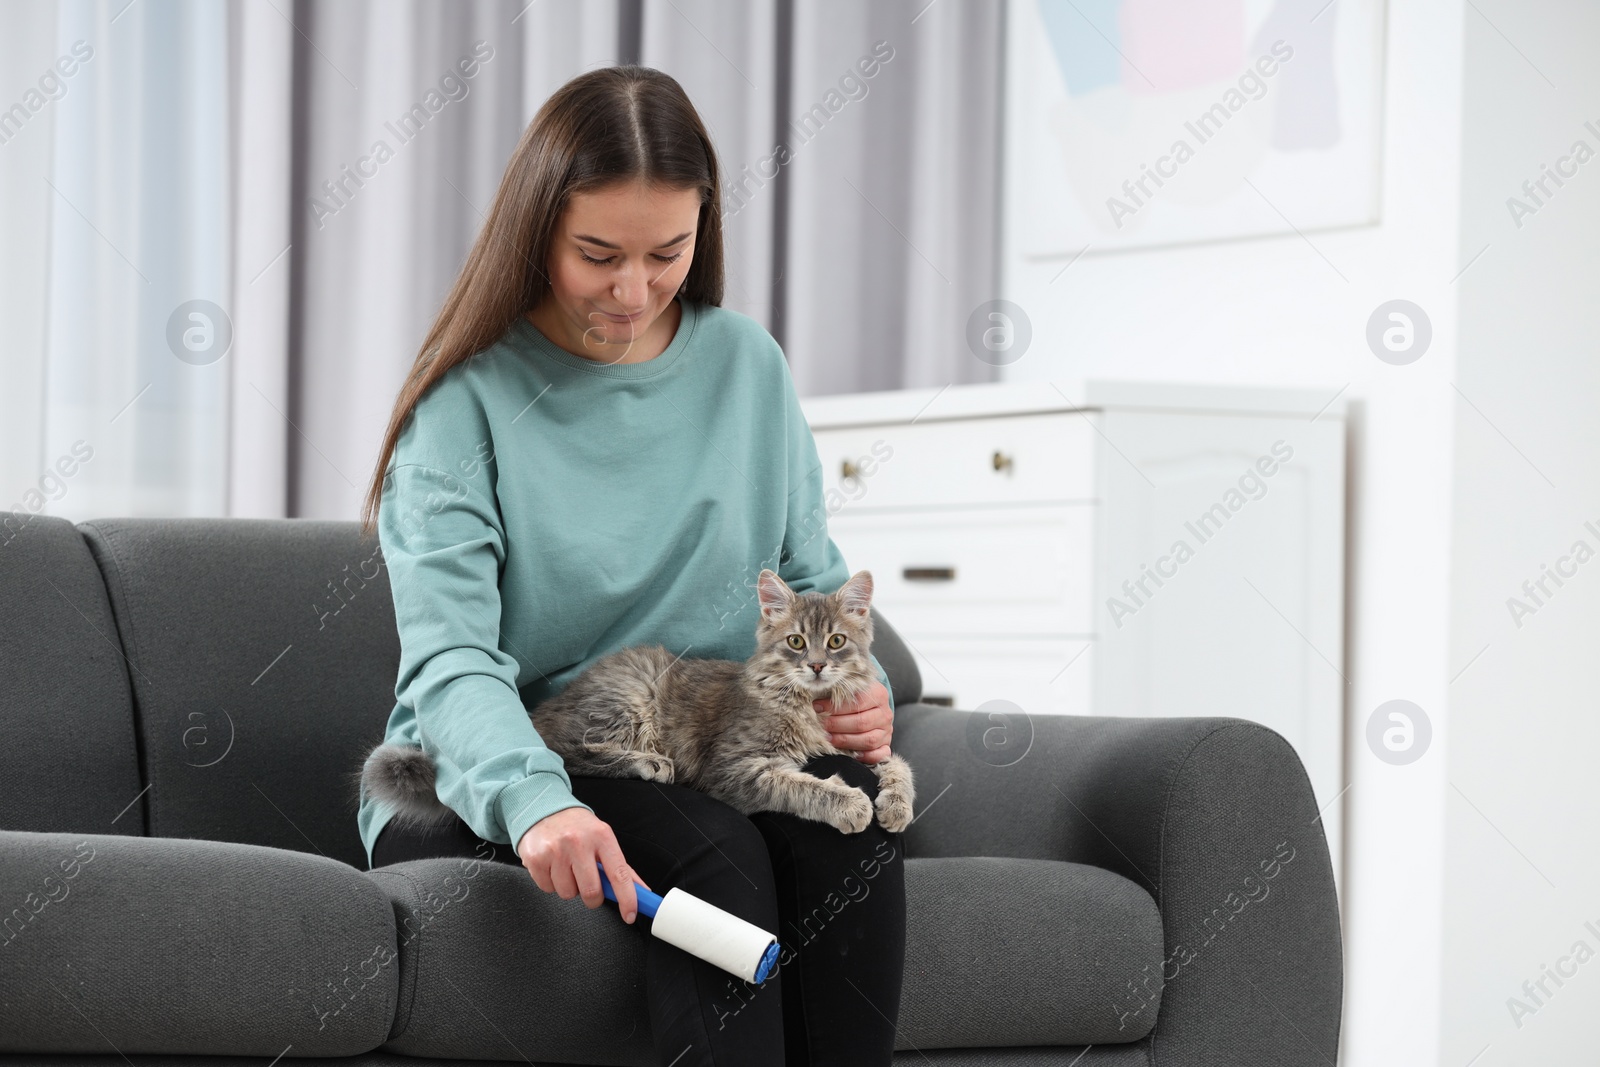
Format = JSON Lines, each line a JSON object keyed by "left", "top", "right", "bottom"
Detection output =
{"left": 378, "top": 462, "right": 594, "bottom": 853}
{"left": 772, "top": 365, "right": 895, "bottom": 713}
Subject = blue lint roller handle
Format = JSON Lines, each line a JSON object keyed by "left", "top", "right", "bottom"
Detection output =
{"left": 598, "top": 861, "right": 781, "bottom": 984}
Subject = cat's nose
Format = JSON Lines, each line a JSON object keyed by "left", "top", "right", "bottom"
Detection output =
{"left": 808, "top": 662, "right": 825, "bottom": 675}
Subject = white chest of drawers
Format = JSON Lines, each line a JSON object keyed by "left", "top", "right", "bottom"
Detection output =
{"left": 801, "top": 378, "right": 1347, "bottom": 874}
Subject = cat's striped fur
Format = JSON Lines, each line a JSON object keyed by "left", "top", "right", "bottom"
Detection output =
{"left": 360, "top": 569, "right": 915, "bottom": 836}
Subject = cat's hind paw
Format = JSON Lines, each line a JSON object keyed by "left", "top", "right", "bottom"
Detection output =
{"left": 637, "top": 754, "right": 676, "bottom": 784}
{"left": 875, "top": 787, "right": 914, "bottom": 833}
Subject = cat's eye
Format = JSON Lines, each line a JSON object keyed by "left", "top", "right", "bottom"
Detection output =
{"left": 787, "top": 634, "right": 806, "bottom": 651}
{"left": 826, "top": 633, "right": 846, "bottom": 650}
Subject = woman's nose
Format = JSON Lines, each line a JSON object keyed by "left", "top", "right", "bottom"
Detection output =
{"left": 612, "top": 259, "right": 664, "bottom": 305}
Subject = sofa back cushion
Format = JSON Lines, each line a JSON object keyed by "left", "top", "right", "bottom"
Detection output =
{"left": 868, "top": 607, "right": 922, "bottom": 706}
{"left": 0, "top": 512, "right": 145, "bottom": 834}
{"left": 77, "top": 517, "right": 397, "bottom": 869}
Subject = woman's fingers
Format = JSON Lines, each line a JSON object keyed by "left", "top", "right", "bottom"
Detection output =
{"left": 548, "top": 860, "right": 578, "bottom": 901}
{"left": 626, "top": 859, "right": 652, "bottom": 893}
{"left": 829, "top": 727, "right": 890, "bottom": 751}
{"left": 573, "top": 853, "right": 604, "bottom": 911}
{"left": 599, "top": 844, "right": 645, "bottom": 923}
{"left": 520, "top": 842, "right": 554, "bottom": 894}
{"left": 825, "top": 703, "right": 892, "bottom": 737}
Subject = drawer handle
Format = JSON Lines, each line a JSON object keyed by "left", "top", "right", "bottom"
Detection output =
{"left": 841, "top": 459, "right": 859, "bottom": 481}
{"left": 903, "top": 566, "right": 956, "bottom": 582}
{"left": 992, "top": 450, "right": 1014, "bottom": 473}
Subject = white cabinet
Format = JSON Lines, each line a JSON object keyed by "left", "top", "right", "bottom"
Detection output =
{"left": 827, "top": 505, "right": 1096, "bottom": 636}
{"left": 802, "top": 379, "right": 1347, "bottom": 876}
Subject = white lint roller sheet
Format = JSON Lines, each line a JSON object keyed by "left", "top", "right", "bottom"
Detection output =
{"left": 652, "top": 887, "right": 780, "bottom": 983}
{"left": 599, "top": 861, "right": 781, "bottom": 983}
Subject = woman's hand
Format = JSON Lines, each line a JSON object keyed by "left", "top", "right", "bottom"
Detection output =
{"left": 814, "top": 680, "right": 894, "bottom": 764}
{"left": 516, "top": 807, "right": 653, "bottom": 923}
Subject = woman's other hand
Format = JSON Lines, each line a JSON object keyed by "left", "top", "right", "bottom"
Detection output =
{"left": 814, "top": 679, "right": 894, "bottom": 764}
{"left": 516, "top": 806, "right": 652, "bottom": 923}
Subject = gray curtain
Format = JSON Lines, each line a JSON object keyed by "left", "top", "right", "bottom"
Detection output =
{"left": 783, "top": 0, "right": 1005, "bottom": 398}
{"left": 275, "top": 0, "right": 571, "bottom": 520}
{"left": 3, "top": 0, "right": 1001, "bottom": 523}
{"left": 641, "top": 0, "right": 783, "bottom": 327}
{"left": 278, "top": 0, "right": 1003, "bottom": 519}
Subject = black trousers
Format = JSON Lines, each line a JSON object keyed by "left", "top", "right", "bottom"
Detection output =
{"left": 372, "top": 752, "right": 907, "bottom": 1067}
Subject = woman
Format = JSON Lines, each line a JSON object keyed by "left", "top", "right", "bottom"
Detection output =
{"left": 353, "top": 65, "right": 907, "bottom": 1066}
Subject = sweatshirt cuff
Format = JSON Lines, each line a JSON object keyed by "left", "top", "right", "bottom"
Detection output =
{"left": 496, "top": 771, "right": 594, "bottom": 859}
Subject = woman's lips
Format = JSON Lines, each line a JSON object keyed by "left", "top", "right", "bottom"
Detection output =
{"left": 600, "top": 309, "right": 643, "bottom": 323}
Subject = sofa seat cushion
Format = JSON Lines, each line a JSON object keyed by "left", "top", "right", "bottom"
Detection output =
{"left": 0, "top": 832, "right": 399, "bottom": 1056}
{"left": 366, "top": 853, "right": 1161, "bottom": 1061}
{"left": 900, "top": 856, "right": 1163, "bottom": 1048}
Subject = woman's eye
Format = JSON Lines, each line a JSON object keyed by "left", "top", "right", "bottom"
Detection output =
{"left": 826, "top": 633, "right": 846, "bottom": 650}
{"left": 578, "top": 250, "right": 685, "bottom": 266}
{"left": 787, "top": 634, "right": 806, "bottom": 651}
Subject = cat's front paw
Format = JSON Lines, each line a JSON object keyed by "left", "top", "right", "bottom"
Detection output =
{"left": 829, "top": 788, "right": 874, "bottom": 834}
{"left": 874, "top": 787, "right": 914, "bottom": 833}
{"left": 637, "top": 754, "right": 675, "bottom": 784}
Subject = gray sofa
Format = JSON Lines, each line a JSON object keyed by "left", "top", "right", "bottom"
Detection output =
{"left": 0, "top": 512, "right": 1343, "bottom": 1065}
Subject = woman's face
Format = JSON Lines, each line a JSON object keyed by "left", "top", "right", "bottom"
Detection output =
{"left": 532, "top": 179, "right": 701, "bottom": 362}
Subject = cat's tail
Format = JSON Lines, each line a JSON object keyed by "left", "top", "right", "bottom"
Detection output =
{"left": 360, "top": 743, "right": 458, "bottom": 828}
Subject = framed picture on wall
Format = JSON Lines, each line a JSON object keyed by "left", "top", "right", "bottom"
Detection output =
{"left": 1004, "top": 0, "right": 1387, "bottom": 257}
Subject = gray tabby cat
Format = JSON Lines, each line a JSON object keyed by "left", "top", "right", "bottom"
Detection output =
{"left": 360, "top": 568, "right": 915, "bottom": 836}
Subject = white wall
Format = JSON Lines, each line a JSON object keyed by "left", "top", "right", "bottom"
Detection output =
{"left": 1443, "top": 2, "right": 1600, "bottom": 1065}
{"left": 999, "top": 3, "right": 1467, "bottom": 1064}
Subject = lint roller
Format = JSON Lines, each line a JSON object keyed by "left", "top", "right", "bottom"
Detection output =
{"left": 597, "top": 861, "right": 781, "bottom": 984}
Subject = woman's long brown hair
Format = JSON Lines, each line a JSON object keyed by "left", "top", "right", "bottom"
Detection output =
{"left": 358, "top": 64, "right": 725, "bottom": 540}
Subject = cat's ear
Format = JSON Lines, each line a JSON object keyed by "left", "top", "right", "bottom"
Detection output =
{"left": 756, "top": 569, "right": 795, "bottom": 622}
{"left": 836, "top": 570, "right": 873, "bottom": 618}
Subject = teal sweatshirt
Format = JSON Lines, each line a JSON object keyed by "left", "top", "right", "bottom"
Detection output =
{"left": 356, "top": 296, "right": 893, "bottom": 869}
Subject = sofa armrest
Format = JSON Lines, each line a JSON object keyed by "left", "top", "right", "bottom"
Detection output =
{"left": 892, "top": 705, "right": 1343, "bottom": 1065}
{"left": 0, "top": 830, "right": 398, "bottom": 1056}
